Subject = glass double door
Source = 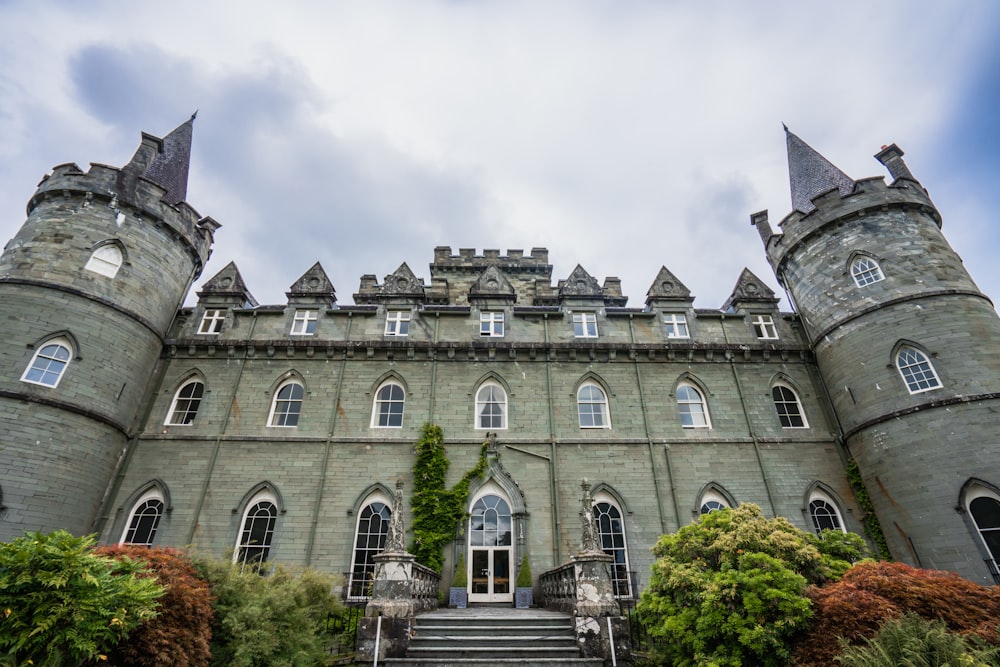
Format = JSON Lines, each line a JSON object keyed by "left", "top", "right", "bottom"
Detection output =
{"left": 467, "top": 494, "right": 513, "bottom": 603}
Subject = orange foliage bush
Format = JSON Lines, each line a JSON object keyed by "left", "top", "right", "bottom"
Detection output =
{"left": 96, "top": 546, "right": 213, "bottom": 667}
{"left": 790, "top": 561, "right": 1000, "bottom": 666}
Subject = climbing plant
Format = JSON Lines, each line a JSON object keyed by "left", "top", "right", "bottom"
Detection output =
{"left": 846, "top": 458, "right": 892, "bottom": 560}
{"left": 410, "top": 423, "right": 487, "bottom": 572}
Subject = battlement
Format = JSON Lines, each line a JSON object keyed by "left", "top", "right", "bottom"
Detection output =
{"left": 431, "top": 246, "right": 551, "bottom": 271}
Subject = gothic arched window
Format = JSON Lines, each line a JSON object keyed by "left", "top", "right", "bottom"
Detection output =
{"left": 772, "top": 384, "right": 807, "bottom": 428}
{"left": 677, "top": 383, "right": 710, "bottom": 428}
{"left": 120, "top": 489, "right": 164, "bottom": 546}
{"left": 476, "top": 382, "right": 507, "bottom": 430}
{"left": 968, "top": 491, "right": 1000, "bottom": 564}
{"left": 348, "top": 499, "right": 392, "bottom": 600}
{"left": 577, "top": 383, "right": 610, "bottom": 429}
{"left": 895, "top": 346, "right": 942, "bottom": 394}
{"left": 808, "top": 491, "right": 845, "bottom": 534}
{"left": 234, "top": 493, "right": 278, "bottom": 569}
{"left": 268, "top": 381, "right": 304, "bottom": 427}
{"left": 594, "top": 499, "right": 631, "bottom": 598}
{"left": 371, "top": 381, "right": 405, "bottom": 428}
{"left": 85, "top": 244, "right": 124, "bottom": 278}
{"left": 166, "top": 379, "right": 204, "bottom": 425}
{"left": 21, "top": 338, "right": 73, "bottom": 388}
{"left": 851, "top": 256, "right": 885, "bottom": 287}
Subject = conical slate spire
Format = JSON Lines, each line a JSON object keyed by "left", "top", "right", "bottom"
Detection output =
{"left": 142, "top": 114, "right": 195, "bottom": 205}
{"left": 786, "top": 127, "right": 855, "bottom": 214}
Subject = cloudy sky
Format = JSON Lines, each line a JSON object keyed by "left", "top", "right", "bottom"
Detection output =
{"left": 1, "top": 2, "right": 998, "bottom": 310}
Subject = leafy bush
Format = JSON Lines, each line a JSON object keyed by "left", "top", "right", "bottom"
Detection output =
{"left": 835, "top": 613, "right": 1000, "bottom": 667}
{"left": 0, "top": 531, "right": 163, "bottom": 666}
{"left": 95, "top": 546, "right": 213, "bottom": 667}
{"left": 195, "top": 559, "right": 342, "bottom": 667}
{"left": 790, "top": 561, "right": 1000, "bottom": 666}
{"left": 636, "top": 504, "right": 866, "bottom": 667}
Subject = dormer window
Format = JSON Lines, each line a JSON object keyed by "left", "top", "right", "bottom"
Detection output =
{"left": 291, "top": 309, "right": 318, "bottom": 336}
{"left": 198, "top": 309, "right": 225, "bottom": 335}
{"left": 751, "top": 314, "right": 778, "bottom": 340}
{"left": 573, "top": 312, "right": 598, "bottom": 338}
{"left": 385, "top": 311, "right": 410, "bottom": 337}
{"left": 480, "top": 311, "right": 504, "bottom": 337}
{"left": 663, "top": 313, "right": 689, "bottom": 339}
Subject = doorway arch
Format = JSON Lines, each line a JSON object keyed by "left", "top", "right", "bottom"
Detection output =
{"left": 467, "top": 483, "right": 514, "bottom": 603}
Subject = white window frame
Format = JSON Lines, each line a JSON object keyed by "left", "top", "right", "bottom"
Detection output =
{"left": 896, "top": 346, "right": 942, "bottom": 394}
{"left": 577, "top": 383, "right": 611, "bottom": 429}
{"left": 268, "top": 381, "right": 304, "bottom": 427}
{"left": 348, "top": 494, "right": 393, "bottom": 600}
{"left": 572, "top": 312, "right": 599, "bottom": 338}
{"left": 233, "top": 491, "right": 278, "bottom": 568}
{"left": 84, "top": 244, "right": 124, "bottom": 278}
{"left": 677, "top": 383, "right": 711, "bottom": 429}
{"left": 290, "top": 309, "right": 318, "bottom": 336}
{"left": 593, "top": 494, "right": 631, "bottom": 599}
{"left": 808, "top": 490, "right": 846, "bottom": 534}
{"left": 699, "top": 490, "right": 730, "bottom": 516}
{"left": 967, "top": 486, "right": 1000, "bottom": 564}
{"left": 772, "top": 384, "right": 808, "bottom": 429}
{"left": 663, "top": 313, "right": 690, "bottom": 339}
{"left": 480, "top": 311, "right": 505, "bottom": 338}
{"left": 851, "top": 256, "right": 885, "bottom": 287}
{"left": 198, "top": 309, "right": 226, "bottom": 335}
{"left": 371, "top": 381, "right": 405, "bottom": 428}
{"left": 119, "top": 489, "right": 165, "bottom": 546}
{"left": 384, "top": 310, "right": 411, "bottom": 337}
{"left": 751, "top": 314, "right": 779, "bottom": 340}
{"left": 165, "top": 379, "right": 205, "bottom": 426}
{"left": 21, "top": 337, "right": 73, "bottom": 388}
{"left": 475, "top": 382, "right": 508, "bottom": 430}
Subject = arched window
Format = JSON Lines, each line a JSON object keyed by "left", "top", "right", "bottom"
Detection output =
{"left": 772, "top": 384, "right": 807, "bottom": 428}
{"left": 699, "top": 489, "right": 730, "bottom": 516}
{"left": 21, "top": 337, "right": 73, "bottom": 388}
{"left": 348, "top": 499, "right": 392, "bottom": 600}
{"left": 85, "top": 244, "right": 124, "bottom": 278}
{"left": 808, "top": 490, "right": 845, "bottom": 534}
{"left": 476, "top": 382, "right": 507, "bottom": 430}
{"left": 895, "top": 345, "right": 942, "bottom": 394}
{"left": 166, "top": 379, "right": 204, "bottom": 425}
{"left": 120, "top": 489, "right": 164, "bottom": 546}
{"left": 268, "top": 381, "right": 304, "bottom": 427}
{"left": 967, "top": 488, "right": 1000, "bottom": 564}
{"left": 234, "top": 493, "right": 278, "bottom": 569}
{"left": 594, "top": 498, "right": 631, "bottom": 598}
{"left": 577, "top": 383, "right": 610, "bottom": 429}
{"left": 851, "top": 256, "right": 885, "bottom": 287}
{"left": 371, "top": 381, "right": 405, "bottom": 428}
{"left": 677, "top": 383, "right": 710, "bottom": 428}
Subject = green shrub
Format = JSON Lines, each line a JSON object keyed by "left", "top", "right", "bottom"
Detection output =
{"left": 452, "top": 553, "right": 467, "bottom": 588}
{"left": 636, "top": 504, "right": 866, "bottom": 667}
{"left": 194, "top": 559, "right": 342, "bottom": 667}
{"left": 516, "top": 554, "right": 532, "bottom": 588}
{"left": 96, "top": 545, "right": 213, "bottom": 667}
{"left": 835, "top": 614, "right": 1000, "bottom": 667}
{"left": 0, "top": 531, "right": 163, "bottom": 667}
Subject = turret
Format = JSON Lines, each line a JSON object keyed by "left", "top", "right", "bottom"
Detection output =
{"left": 0, "top": 117, "right": 217, "bottom": 539}
{"left": 754, "top": 128, "right": 1000, "bottom": 584}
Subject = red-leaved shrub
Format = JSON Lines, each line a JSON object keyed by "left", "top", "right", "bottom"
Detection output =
{"left": 790, "top": 561, "right": 1000, "bottom": 666}
{"left": 96, "top": 545, "right": 213, "bottom": 667}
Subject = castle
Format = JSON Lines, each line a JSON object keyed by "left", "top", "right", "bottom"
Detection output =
{"left": 2, "top": 117, "right": 1000, "bottom": 601}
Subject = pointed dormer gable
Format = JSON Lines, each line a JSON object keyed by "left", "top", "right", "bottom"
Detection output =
{"left": 469, "top": 264, "right": 516, "bottom": 302}
{"left": 197, "top": 261, "right": 259, "bottom": 308}
{"left": 354, "top": 262, "right": 427, "bottom": 304}
{"left": 122, "top": 114, "right": 195, "bottom": 206}
{"left": 286, "top": 262, "right": 336, "bottom": 307}
{"left": 786, "top": 126, "right": 855, "bottom": 214}
{"left": 645, "top": 266, "right": 694, "bottom": 307}
{"left": 559, "top": 264, "right": 602, "bottom": 298}
{"left": 722, "top": 268, "right": 778, "bottom": 312}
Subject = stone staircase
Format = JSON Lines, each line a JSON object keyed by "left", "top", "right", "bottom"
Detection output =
{"left": 381, "top": 608, "right": 604, "bottom": 667}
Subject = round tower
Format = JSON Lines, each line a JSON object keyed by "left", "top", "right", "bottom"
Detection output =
{"left": 0, "top": 117, "right": 217, "bottom": 539}
{"left": 753, "top": 129, "right": 1000, "bottom": 583}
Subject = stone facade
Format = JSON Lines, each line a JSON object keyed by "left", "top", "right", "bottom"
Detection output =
{"left": 2, "top": 120, "right": 999, "bottom": 599}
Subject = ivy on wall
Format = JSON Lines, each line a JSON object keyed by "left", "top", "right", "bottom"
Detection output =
{"left": 846, "top": 458, "right": 892, "bottom": 560}
{"left": 409, "top": 423, "right": 487, "bottom": 572}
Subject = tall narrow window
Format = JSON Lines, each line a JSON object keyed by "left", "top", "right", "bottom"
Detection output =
{"left": 772, "top": 384, "right": 807, "bottom": 428}
{"left": 851, "top": 256, "right": 885, "bottom": 287}
{"left": 663, "top": 313, "right": 689, "bottom": 339}
{"left": 809, "top": 496, "right": 844, "bottom": 534}
{"left": 290, "top": 309, "right": 318, "bottom": 335}
{"left": 166, "top": 380, "right": 204, "bottom": 425}
{"left": 480, "top": 311, "right": 504, "bottom": 337}
{"left": 85, "top": 244, "right": 124, "bottom": 278}
{"left": 198, "top": 309, "right": 226, "bottom": 335}
{"left": 120, "top": 490, "right": 164, "bottom": 546}
{"left": 348, "top": 500, "right": 392, "bottom": 600}
{"left": 234, "top": 495, "right": 277, "bottom": 568}
{"left": 21, "top": 338, "right": 72, "bottom": 388}
{"left": 594, "top": 500, "right": 631, "bottom": 598}
{"left": 578, "top": 383, "right": 610, "bottom": 428}
{"left": 372, "top": 381, "right": 405, "bottom": 428}
{"left": 677, "top": 383, "right": 710, "bottom": 428}
{"left": 268, "top": 381, "right": 304, "bottom": 427}
{"left": 476, "top": 382, "right": 507, "bottom": 430}
{"left": 751, "top": 314, "right": 778, "bottom": 340}
{"left": 572, "top": 313, "right": 598, "bottom": 338}
{"left": 969, "top": 494, "right": 1000, "bottom": 564}
{"left": 896, "top": 346, "right": 942, "bottom": 394}
{"left": 384, "top": 311, "right": 410, "bottom": 336}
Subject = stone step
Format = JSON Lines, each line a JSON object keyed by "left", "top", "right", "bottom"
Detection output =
{"left": 382, "top": 660, "right": 604, "bottom": 667}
